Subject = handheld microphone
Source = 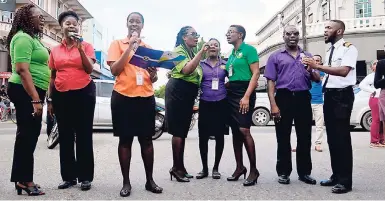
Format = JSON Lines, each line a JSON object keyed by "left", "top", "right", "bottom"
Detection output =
{"left": 300, "top": 53, "right": 308, "bottom": 68}
{"left": 69, "top": 32, "right": 83, "bottom": 42}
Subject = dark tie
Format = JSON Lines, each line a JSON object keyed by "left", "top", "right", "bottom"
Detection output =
{"left": 322, "top": 45, "right": 335, "bottom": 93}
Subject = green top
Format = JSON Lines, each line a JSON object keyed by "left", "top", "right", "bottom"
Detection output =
{"left": 226, "top": 42, "right": 259, "bottom": 82}
{"left": 9, "top": 31, "right": 50, "bottom": 90}
{"left": 170, "top": 45, "right": 202, "bottom": 85}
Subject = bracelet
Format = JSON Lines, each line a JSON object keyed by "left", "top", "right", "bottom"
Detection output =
{"left": 46, "top": 98, "right": 52, "bottom": 103}
{"left": 31, "top": 100, "right": 43, "bottom": 104}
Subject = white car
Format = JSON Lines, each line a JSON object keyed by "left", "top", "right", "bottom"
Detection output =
{"left": 43, "top": 79, "right": 166, "bottom": 129}
{"left": 251, "top": 79, "right": 372, "bottom": 131}
{"left": 43, "top": 79, "right": 115, "bottom": 129}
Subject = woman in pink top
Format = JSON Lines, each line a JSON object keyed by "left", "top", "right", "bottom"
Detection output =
{"left": 46, "top": 11, "right": 96, "bottom": 191}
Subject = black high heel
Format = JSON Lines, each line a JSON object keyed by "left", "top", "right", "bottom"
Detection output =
{"left": 227, "top": 167, "right": 247, "bottom": 181}
{"left": 243, "top": 171, "right": 260, "bottom": 186}
{"left": 196, "top": 171, "right": 209, "bottom": 179}
{"left": 169, "top": 168, "right": 190, "bottom": 182}
{"left": 15, "top": 182, "right": 45, "bottom": 196}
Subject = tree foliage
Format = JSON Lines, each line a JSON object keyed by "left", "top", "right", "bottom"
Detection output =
{"left": 154, "top": 85, "right": 166, "bottom": 99}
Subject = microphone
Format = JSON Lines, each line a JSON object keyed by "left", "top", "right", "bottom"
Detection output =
{"left": 68, "top": 32, "right": 83, "bottom": 42}
{"left": 300, "top": 53, "right": 308, "bottom": 68}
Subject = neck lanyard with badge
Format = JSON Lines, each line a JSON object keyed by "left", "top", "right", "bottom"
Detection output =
{"left": 211, "top": 62, "right": 220, "bottom": 90}
{"left": 228, "top": 49, "right": 239, "bottom": 77}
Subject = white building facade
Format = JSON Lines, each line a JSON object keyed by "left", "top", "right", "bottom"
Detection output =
{"left": 0, "top": 0, "right": 103, "bottom": 84}
{"left": 255, "top": 0, "right": 385, "bottom": 82}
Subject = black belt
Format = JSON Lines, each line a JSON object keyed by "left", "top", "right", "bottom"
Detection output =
{"left": 324, "top": 86, "right": 353, "bottom": 92}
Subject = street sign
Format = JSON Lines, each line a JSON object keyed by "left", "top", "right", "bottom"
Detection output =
{"left": 0, "top": 0, "right": 15, "bottom": 12}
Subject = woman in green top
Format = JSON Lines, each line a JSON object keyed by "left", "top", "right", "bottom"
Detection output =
{"left": 6, "top": 4, "right": 49, "bottom": 196}
{"left": 165, "top": 26, "right": 208, "bottom": 182}
{"left": 225, "top": 25, "right": 261, "bottom": 186}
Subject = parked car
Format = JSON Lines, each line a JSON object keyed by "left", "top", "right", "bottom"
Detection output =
{"left": 43, "top": 79, "right": 115, "bottom": 129}
{"left": 251, "top": 78, "right": 371, "bottom": 131}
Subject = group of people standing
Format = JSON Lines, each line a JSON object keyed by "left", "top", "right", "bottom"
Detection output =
{"left": 5, "top": 3, "right": 359, "bottom": 198}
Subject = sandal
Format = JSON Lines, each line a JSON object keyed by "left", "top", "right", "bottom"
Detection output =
{"left": 15, "top": 182, "right": 45, "bottom": 196}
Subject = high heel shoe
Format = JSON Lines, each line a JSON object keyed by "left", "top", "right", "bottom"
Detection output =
{"left": 169, "top": 168, "right": 190, "bottom": 182}
{"left": 227, "top": 167, "right": 247, "bottom": 181}
{"left": 120, "top": 184, "right": 131, "bottom": 197}
{"left": 15, "top": 182, "right": 45, "bottom": 196}
{"left": 243, "top": 171, "right": 260, "bottom": 186}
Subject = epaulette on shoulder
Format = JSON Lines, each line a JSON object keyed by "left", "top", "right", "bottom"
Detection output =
{"left": 343, "top": 42, "right": 352, "bottom": 47}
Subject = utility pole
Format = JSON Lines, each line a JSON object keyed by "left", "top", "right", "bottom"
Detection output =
{"left": 301, "top": 0, "right": 307, "bottom": 51}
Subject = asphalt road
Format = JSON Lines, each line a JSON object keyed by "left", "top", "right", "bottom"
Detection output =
{"left": 0, "top": 122, "right": 384, "bottom": 200}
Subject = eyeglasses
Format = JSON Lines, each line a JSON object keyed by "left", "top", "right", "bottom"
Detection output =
{"left": 226, "top": 30, "right": 239, "bottom": 35}
{"left": 185, "top": 32, "right": 200, "bottom": 38}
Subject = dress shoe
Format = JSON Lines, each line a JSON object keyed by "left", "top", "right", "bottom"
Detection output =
{"left": 320, "top": 178, "right": 338, "bottom": 186}
{"left": 332, "top": 184, "right": 352, "bottom": 194}
{"left": 278, "top": 175, "right": 290, "bottom": 184}
{"left": 80, "top": 181, "right": 91, "bottom": 191}
{"left": 299, "top": 175, "right": 317, "bottom": 185}
{"left": 58, "top": 180, "right": 77, "bottom": 189}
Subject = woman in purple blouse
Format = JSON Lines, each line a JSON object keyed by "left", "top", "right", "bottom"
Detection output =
{"left": 196, "top": 38, "right": 228, "bottom": 179}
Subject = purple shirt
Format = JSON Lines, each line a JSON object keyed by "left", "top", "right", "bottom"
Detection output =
{"left": 264, "top": 47, "right": 313, "bottom": 91}
{"left": 200, "top": 59, "right": 227, "bottom": 101}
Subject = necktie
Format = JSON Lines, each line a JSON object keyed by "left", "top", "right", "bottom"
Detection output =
{"left": 322, "top": 45, "right": 335, "bottom": 93}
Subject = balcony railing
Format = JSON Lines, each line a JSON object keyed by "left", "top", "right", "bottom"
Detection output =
{"left": 256, "top": 16, "right": 385, "bottom": 54}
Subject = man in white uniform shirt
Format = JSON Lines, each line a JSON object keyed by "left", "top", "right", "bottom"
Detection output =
{"left": 303, "top": 20, "right": 357, "bottom": 194}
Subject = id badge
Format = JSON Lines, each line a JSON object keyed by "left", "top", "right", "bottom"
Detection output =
{"left": 136, "top": 72, "right": 143, "bottom": 86}
{"left": 212, "top": 78, "right": 219, "bottom": 90}
{"left": 228, "top": 65, "right": 233, "bottom": 77}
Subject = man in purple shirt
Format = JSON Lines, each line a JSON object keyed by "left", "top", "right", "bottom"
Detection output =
{"left": 264, "top": 25, "right": 320, "bottom": 185}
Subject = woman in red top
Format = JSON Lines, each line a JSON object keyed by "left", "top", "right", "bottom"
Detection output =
{"left": 47, "top": 11, "right": 96, "bottom": 191}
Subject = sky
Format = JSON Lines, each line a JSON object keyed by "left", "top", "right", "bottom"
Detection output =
{"left": 79, "top": 0, "right": 290, "bottom": 88}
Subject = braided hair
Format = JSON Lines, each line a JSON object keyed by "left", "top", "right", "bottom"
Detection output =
{"left": 6, "top": 4, "right": 43, "bottom": 49}
{"left": 175, "top": 26, "right": 194, "bottom": 58}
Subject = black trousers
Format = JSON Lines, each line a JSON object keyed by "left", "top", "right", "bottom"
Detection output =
{"left": 274, "top": 89, "right": 313, "bottom": 176}
{"left": 324, "top": 87, "right": 354, "bottom": 188}
{"left": 7, "top": 83, "right": 46, "bottom": 182}
{"left": 52, "top": 81, "right": 96, "bottom": 182}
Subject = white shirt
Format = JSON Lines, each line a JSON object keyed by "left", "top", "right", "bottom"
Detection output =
{"left": 359, "top": 72, "right": 380, "bottom": 97}
{"left": 323, "top": 38, "right": 358, "bottom": 88}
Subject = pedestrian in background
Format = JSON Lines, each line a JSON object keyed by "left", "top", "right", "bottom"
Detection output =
{"left": 310, "top": 54, "right": 326, "bottom": 152}
{"left": 6, "top": 3, "right": 49, "bottom": 196}
{"left": 47, "top": 11, "right": 96, "bottom": 191}
{"left": 360, "top": 60, "right": 383, "bottom": 147}
{"left": 107, "top": 12, "right": 162, "bottom": 197}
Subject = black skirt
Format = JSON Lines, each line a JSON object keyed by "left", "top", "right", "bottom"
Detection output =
{"left": 227, "top": 81, "right": 256, "bottom": 129}
{"left": 110, "top": 90, "right": 155, "bottom": 139}
{"left": 198, "top": 99, "right": 229, "bottom": 137}
{"left": 165, "top": 78, "right": 198, "bottom": 138}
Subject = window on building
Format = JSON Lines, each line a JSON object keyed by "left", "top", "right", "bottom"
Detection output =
{"left": 355, "top": 0, "right": 372, "bottom": 24}
{"left": 322, "top": 3, "right": 328, "bottom": 21}
{"left": 37, "top": 0, "right": 45, "bottom": 9}
{"left": 50, "top": 32, "right": 56, "bottom": 39}
{"left": 308, "top": 13, "right": 314, "bottom": 23}
{"left": 57, "top": 1, "right": 63, "bottom": 19}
